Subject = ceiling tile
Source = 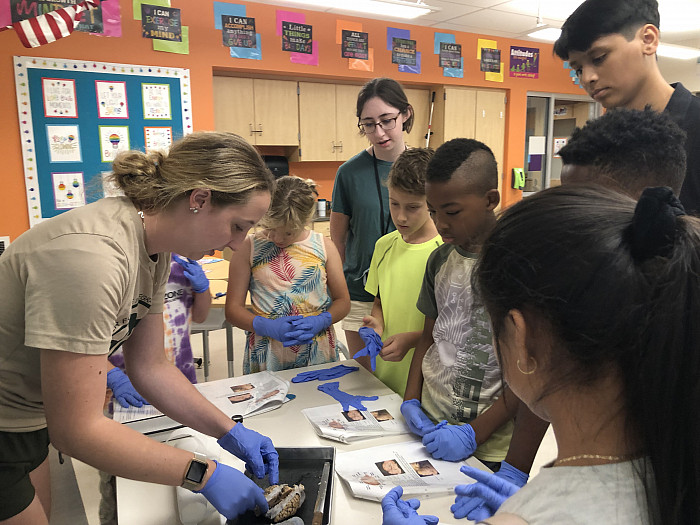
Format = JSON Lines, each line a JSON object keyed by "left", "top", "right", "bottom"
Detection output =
{"left": 430, "top": 20, "right": 520, "bottom": 38}
{"left": 445, "top": 8, "right": 541, "bottom": 34}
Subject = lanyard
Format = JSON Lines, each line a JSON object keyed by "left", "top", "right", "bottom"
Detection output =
{"left": 372, "top": 147, "right": 393, "bottom": 237}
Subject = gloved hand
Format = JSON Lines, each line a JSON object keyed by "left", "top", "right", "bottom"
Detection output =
{"left": 381, "top": 486, "right": 439, "bottom": 525}
{"left": 400, "top": 399, "right": 444, "bottom": 437}
{"left": 195, "top": 461, "right": 268, "bottom": 520}
{"left": 352, "top": 327, "right": 383, "bottom": 371}
{"left": 317, "top": 381, "right": 378, "bottom": 411}
{"left": 422, "top": 422, "right": 477, "bottom": 461}
{"left": 284, "top": 312, "right": 333, "bottom": 345}
{"left": 451, "top": 465, "right": 520, "bottom": 520}
{"left": 106, "top": 367, "right": 149, "bottom": 408}
{"left": 252, "top": 315, "right": 303, "bottom": 345}
{"left": 452, "top": 461, "right": 528, "bottom": 521}
{"left": 217, "top": 423, "right": 280, "bottom": 484}
{"left": 291, "top": 364, "right": 359, "bottom": 383}
{"left": 174, "top": 255, "right": 210, "bottom": 293}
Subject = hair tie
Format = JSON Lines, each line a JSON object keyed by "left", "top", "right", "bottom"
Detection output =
{"left": 628, "top": 186, "right": 685, "bottom": 261}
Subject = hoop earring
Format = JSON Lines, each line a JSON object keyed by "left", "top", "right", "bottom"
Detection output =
{"left": 189, "top": 207, "right": 199, "bottom": 214}
{"left": 517, "top": 358, "right": 536, "bottom": 375}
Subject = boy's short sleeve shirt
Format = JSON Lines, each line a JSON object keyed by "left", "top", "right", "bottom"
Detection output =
{"left": 331, "top": 150, "right": 395, "bottom": 302}
{"left": 416, "top": 243, "right": 513, "bottom": 462}
{"left": 0, "top": 197, "right": 170, "bottom": 431}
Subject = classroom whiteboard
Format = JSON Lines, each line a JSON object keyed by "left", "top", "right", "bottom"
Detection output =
{"left": 13, "top": 56, "right": 193, "bottom": 227}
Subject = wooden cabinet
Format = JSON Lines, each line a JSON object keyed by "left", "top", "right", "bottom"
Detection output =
{"left": 404, "top": 88, "right": 431, "bottom": 149}
{"left": 213, "top": 77, "right": 299, "bottom": 146}
{"left": 298, "top": 82, "right": 367, "bottom": 161}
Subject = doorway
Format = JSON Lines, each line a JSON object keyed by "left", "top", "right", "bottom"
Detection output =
{"left": 523, "top": 93, "right": 600, "bottom": 194}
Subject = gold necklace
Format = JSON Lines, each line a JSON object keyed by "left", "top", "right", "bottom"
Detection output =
{"left": 554, "top": 453, "right": 633, "bottom": 466}
{"left": 137, "top": 210, "right": 146, "bottom": 231}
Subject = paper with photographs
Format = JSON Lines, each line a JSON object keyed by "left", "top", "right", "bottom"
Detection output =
{"left": 302, "top": 394, "right": 410, "bottom": 443}
{"left": 335, "top": 441, "right": 484, "bottom": 502}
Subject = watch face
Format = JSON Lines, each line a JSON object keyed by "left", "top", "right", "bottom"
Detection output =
{"left": 186, "top": 459, "right": 208, "bottom": 483}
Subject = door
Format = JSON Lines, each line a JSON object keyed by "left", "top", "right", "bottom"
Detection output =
{"left": 253, "top": 79, "right": 299, "bottom": 146}
{"left": 475, "top": 89, "right": 506, "bottom": 195}
{"left": 335, "top": 84, "right": 367, "bottom": 161}
{"left": 213, "top": 76, "right": 255, "bottom": 142}
{"left": 443, "top": 87, "right": 477, "bottom": 141}
{"left": 404, "top": 88, "right": 431, "bottom": 149}
{"left": 299, "top": 82, "right": 337, "bottom": 161}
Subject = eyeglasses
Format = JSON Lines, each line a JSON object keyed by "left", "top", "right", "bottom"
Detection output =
{"left": 357, "top": 114, "right": 401, "bottom": 134}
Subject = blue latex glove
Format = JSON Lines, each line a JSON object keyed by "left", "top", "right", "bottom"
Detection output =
{"left": 252, "top": 315, "right": 303, "bottom": 344}
{"left": 400, "top": 399, "right": 445, "bottom": 437}
{"left": 453, "top": 461, "right": 528, "bottom": 521}
{"left": 451, "top": 465, "right": 520, "bottom": 520}
{"left": 291, "top": 364, "right": 359, "bottom": 383}
{"left": 217, "top": 423, "right": 280, "bottom": 484}
{"left": 195, "top": 460, "right": 268, "bottom": 520}
{"left": 352, "top": 327, "right": 383, "bottom": 371}
{"left": 106, "top": 367, "right": 149, "bottom": 409}
{"left": 174, "top": 255, "right": 210, "bottom": 293}
{"left": 284, "top": 312, "right": 333, "bottom": 345}
{"left": 317, "top": 381, "right": 378, "bottom": 411}
{"left": 422, "top": 423, "right": 477, "bottom": 461}
{"left": 381, "top": 486, "right": 439, "bottom": 525}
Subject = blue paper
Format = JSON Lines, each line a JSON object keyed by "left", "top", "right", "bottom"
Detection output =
{"left": 214, "top": 2, "right": 246, "bottom": 30}
{"left": 434, "top": 32, "right": 456, "bottom": 54}
{"left": 387, "top": 27, "right": 410, "bottom": 50}
{"left": 443, "top": 57, "right": 464, "bottom": 78}
{"left": 230, "top": 33, "right": 262, "bottom": 60}
{"left": 398, "top": 51, "right": 421, "bottom": 74}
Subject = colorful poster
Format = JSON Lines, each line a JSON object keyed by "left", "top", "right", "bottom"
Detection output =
{"left": 99, "top": 125, "right": 130, "bottom": 162}
{"left": 144, "top": 126, "right": 172, "bottom": 152}
{"left": 439, "top": 42, "right": 461, "bottom": 69}
{"left": 10, "top": 0, "right": 103, "bottom": 33}
{"left": 52, "top": 172, "right": 85, "bottom": 209}
{"left": 281, "top": 21, "right": 312, "bottom": 54}
{"left": 142, "top": 83, "right": 171, "bottom": 119}
{"left": 553, "top": 137, "right": 568, "bottom": 158}
{"left": 510, "top": 46, "right": 540, "bottom": 79}
{"left": 46, "top": 125, "right": 82, "bottom": 163}
{"left": 141, "top": 4, "right": 181, "bottom": 41}
{"left": 392, "top": 37, "right": 416, "bottom": 66}
{"left": 95, "top": 80, "right": 128, "bottom": 118}
{"left": 481, "top": 48, "right": 501, "bottom": 72}
{"left": 222, "top": 15, "right": 256, "bottom": 47}
{"left": 42, "top": 78, "right": 78, "bottom": 118}
{"left": 342, "top": 30, "right": 369, "bottom": 60}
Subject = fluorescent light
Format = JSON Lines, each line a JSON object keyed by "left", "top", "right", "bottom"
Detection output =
{"left": 280, "top": 0, "right": 438, "bottom": 19}
{"left": 527, "top": 27, "right": 562, "bottom": 41}
{"left": 657, "top": 43, "right": 700, "bottom": 60}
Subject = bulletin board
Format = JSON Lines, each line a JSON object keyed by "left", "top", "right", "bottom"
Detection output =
{"left": 13, "top": 56, "right": 193, "bottom": 227}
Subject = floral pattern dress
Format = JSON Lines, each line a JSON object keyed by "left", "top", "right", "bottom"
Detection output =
{"left": 245, "top": 230, "right": 341, "bottom": 373}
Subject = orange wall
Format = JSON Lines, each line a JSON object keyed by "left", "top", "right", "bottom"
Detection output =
{"left": 0, "top": 0, "right": 582, "bottom": 240}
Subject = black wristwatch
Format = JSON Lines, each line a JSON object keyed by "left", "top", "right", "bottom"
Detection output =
{"left": 181, "top": 452, "right": 208, "bottom": 491}
{"left": 232, "top": 415, "right": 243, "bottom": 424}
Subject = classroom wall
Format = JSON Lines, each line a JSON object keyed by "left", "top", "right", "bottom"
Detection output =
{"left": 0, "top": 0, "right": 582, "bottom": 241}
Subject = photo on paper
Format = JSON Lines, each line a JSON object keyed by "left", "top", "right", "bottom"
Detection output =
{"left": 52, "top": 172, "right": 85, "bottom": 209}
{"left": 375, "top": 459, "right": 404, "bottom": 476}
{"left": 230, "top": 383, "right": 255, "bottom": 393}
{"left": 142, "top": 83, "right": 172, "bottom": 120}
{"left": 42, "top": 78, "right": 78, "bottom": 118}
{"left": 99, "top": 126, "right": 130, "bottom": 162}
{"left": 342, "top": 409, "right": 366, "bottom": 422}
{"left": 370, "top": 409, "right": 393, "bottom": 421}
{"left": 228, "top": 393, "right": 253, "bottom": 404}
{"left": 95, "top": 80, "right": 129, "bottom": 119}
{"left": 410, "top": 460, "right": 439, "bottom": 478}
{"left": 144, "top": 126, "right": 173, "bottom": 152}
{"left": 46, "top": 125, "right": 82, "bottom": 163}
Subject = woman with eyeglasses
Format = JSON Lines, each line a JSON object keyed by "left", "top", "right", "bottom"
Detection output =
{"left": 330, "top": 77, "right": 414, "bottom": 359}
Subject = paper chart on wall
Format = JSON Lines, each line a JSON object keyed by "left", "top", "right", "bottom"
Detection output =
{"left": 99, "top": 125, "right": 130, "bottom": 162}
{"left": 144, "top": 126, "right": 172, "bottom": 152}
{"left": 101, "top": 171, "right": 125, "bottom": 198}
{"left": 42, "top": 78, "right": 78, "bottom": 118}
{"left": 46, "top": 125, "right": 82, "bottom": 163}
{"left": 95, "top": 80, "right": 129, "bottom": 119}
{"left": 142, "top": 83, "right": 172, "bottom": 119}
{"left": 52, "top": 172, "right": 85, "bottom": 209}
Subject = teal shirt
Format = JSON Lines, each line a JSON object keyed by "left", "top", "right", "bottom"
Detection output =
{"left": 331, "top": 150, "right": 395, "bottom": 301}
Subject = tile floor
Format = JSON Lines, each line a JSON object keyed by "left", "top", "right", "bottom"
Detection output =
{"left": 59, "top": 324, "right": 558, "bottom": 525}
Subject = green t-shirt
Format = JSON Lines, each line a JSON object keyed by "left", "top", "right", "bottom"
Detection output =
{"left": 365, "top": 230, "right": 442, "bottom": 396}
{"left": 332, "top": 150, "right": 395, "bottom": 301}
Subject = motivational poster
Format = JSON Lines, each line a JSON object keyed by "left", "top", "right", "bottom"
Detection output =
{"left": 510, "top": 46, "right": 540, "bottom": 79}
{"left": 439, "top": 42, "right": 461, "bottom": 69}
{"left": 341, "top": 30, "right": 369, "bottom": 60}
{"left": 10, "top": 0, "right": 103, "bottom": 33}
{"left": 480, "top": 48, "right": 501, "bottom": 72}
{"left": 391, "top": 37, "right": 416, "bottom": 66}
{"left": 42, "top": 78, "right": 78, "bottom": 118}
{"left": 95, "top": 80, "right": 129, "bottom": 119}
{"left": 222, "top": 15, "right": 256, "bottom": 48}
{"left": 46, "top": 125, "right": 82, "bottom": 163}
{"left": 281, "top": 21, "right": 312, "bottom": 54}
{"left": 142, "top": 83, "right": 172, "bottom": 119}
{"left": 99, "top": 125, "right": 130, "bottom": 162}
{"left": 52, "top": 172, "right": 85, "bottom": 209}
{"left": 144, "top": 126, "right": 173, "bottom": 152}
{"left": 141, "top": 4, "right": 181, "bottom": 42}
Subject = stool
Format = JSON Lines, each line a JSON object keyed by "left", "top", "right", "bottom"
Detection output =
{"left": 191, "top": 309, "right": 235, "bottom": 380}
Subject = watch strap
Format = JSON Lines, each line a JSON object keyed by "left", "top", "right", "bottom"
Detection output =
{"left": 181, "top": 452, "right": 209, "bottom": 491}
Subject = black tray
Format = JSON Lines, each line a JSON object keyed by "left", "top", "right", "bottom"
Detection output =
{"left": 229, "top": 447, "right": 335, "bottom": 525}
